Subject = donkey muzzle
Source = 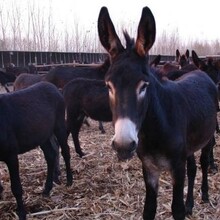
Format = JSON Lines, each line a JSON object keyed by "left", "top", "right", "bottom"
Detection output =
{"left": 112, "top": 140, "right": 137, "bottom": 161}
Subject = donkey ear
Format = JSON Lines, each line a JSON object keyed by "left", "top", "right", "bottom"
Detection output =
{"left": 176, "top": 49, "right": 180, "bottom": 59}
{"left": 150, "top": 54, "right": 161, "bottom": 67}
{"left": 98, "top": 7, "right": 124, "bottom": 58}
{"left": 185, "top": 49, "right": 190, "bottom": 58}
{"left": 135, "top": 7, "right": 156, "bottom": 57}
{"left": 192, "top": 50, "right": 205, "bottom": 69}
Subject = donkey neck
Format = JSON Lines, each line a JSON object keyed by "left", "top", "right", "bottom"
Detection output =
{"left": 144, "top": 74, "right": 185, "bottom": 132}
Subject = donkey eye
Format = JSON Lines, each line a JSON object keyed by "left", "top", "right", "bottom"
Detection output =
{"left": 139, "top": 82, "right": 149, "bottom": 94}
{"left": 140, "top": 84, "right": 147, "bottom": 93}
{"left": 137, "top": 81, "right": 149, "bottom": 100}
{"left": 106, "top": 84, "right": 111, "bottom": 91}
{"left": 106, "top": 83, "right": 113, "bottom": 94}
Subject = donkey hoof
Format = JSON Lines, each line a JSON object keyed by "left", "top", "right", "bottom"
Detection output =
{"left": 16, "top": 208, "right": 27, "bottom": 220}
{"left": 66, "top": 175, "right": 73, "bottom": 186}
{"left": 208, "top": 164, "right": 218, "bottom": 174}
{"left": 42, "top": 190, "right": 50, "bottom": 197}
{"left": 0, "top": 186, "right": 3, "bottom": 200}
{"left": 53, "top": 178, "right": 61, "bottom": 185}
{"left": 185, "top": 207, "right": 193, "bottom": 216}
{"left": 66, "top": 181, "right": 73, "bottom": 187}
{"left": 202, "top": 194, "right": 209, "bottom": 203}
{"left": 78, "top": 152, "right": 86, "bottom": 158}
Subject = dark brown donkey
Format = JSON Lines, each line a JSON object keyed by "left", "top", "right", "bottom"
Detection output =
{"left": 176, "top": 49, "right": 190, "bottom": 68}
{"left": 13, "top": 73, "right": 46, "bottom": 91}
{"left": 98, "top": 6, "right": 218, "bottom": 220}
{"left": 45, "top": 58, "right": 111, "bottom": 134}
{"left": 62, "top": 78, "right": 112, "bottom": 157}
{"left": 161, "top": 50, "right": 220, "bottom": 173}
{"left": 0, "top": 82, "right": 73, "bottom": 220}
{"left": 45, "top": 58, "right": 110, "bottom": 89}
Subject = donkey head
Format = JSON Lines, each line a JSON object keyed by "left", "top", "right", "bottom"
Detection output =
{"left": 176, "top": 49, "right": 190, "bottom": 68}
{"left": 192, "top": 50, "right": 220, "bottom": 84}
{"left": 98, "top": 6, "right": 156, "bottom": 160}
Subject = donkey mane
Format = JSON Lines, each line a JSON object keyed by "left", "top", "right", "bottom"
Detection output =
{"left": 123, "top": 30, "right": 135, "bottom": 50}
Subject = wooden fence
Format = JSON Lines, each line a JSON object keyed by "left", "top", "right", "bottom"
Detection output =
{"left": 0, "top": 51, "right": 176, "bottom": 69}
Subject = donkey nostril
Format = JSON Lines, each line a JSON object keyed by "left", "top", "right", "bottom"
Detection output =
{"left": 112, "top": 140, "right": 116, "bottom": 150}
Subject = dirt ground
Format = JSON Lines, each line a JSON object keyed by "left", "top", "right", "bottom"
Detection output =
{"left": 0, "top": 85, "right": 220, "bottom": 220}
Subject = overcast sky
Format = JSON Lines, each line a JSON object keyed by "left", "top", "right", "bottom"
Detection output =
{"left": 2, "top": 0, "right": 220, "bottom": 43}
{"left": 50, "top": 0, "right": 220, "bottom": 42}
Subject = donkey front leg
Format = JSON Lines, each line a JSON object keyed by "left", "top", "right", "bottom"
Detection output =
{"left": 40, "top": 141, "right": 56, "bottom": 196}
{"left": 200, "top": 141, "right": 212, "bottom": 202}
{"left": 185, "top": 155, "right": 197, "bottom": 215}
{"left": 6, "top": 154, "right": 26, "bottom": 220}
{"left": 69, "top": 117, "right": 85, "bottom": 158}
{"left": 142, "top": 164, "right": 159, "bottom": 220}
{"left": 171, "top": 159, "right": 186, "bottom": 220}
{"left": 98, "top": 121, "right": 106, "bottom": 134}
{"left": 0, "top": 180, "right": 3, "bottom": 199}
{"left": 50, "top": 134, "right": 61, "bottom": 184}
{"left": 207, "top": 136, "right": 218, "bottom": 174}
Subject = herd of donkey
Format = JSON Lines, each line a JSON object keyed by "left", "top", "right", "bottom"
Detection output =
{"left": 0, "top": 6, "right": 220, "bottom": 220}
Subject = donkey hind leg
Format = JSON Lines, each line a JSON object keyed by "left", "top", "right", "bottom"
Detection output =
{"left": 142, "top": 164, "right": 159, "bottom": 220}
{"left": 50, "top": 134, "right": 61, "bottom": 184}
{"left": 215, "top": 117, "right": 220, "bottom": 133}
{"left": 40, "top": 140, "right": 57, "bottom": 196}
{"left": 200, "top": 139, "right": 212, "bottom": 202}
{"left": 54, "top": 125, "right": 73, "bottom": 186}
{"left": 6, "top": 154, "right": 26, "bottom": 220}
{"left": 208, "top": 136, "right": 218, "bottom": 174}
{"left": 0, "top": 181, "right": 3, "bottom": 199}
{"left": 83, "top": 116, "right": 90, "bottom": 127}
{"left": 185, "top": 155, "right": 197, "bottom": 215}
{"left": 4, "top": 85, "right": 10, "bottom": 93}
{"left": 69, "top": 115, "right": 86, "bottom": 158}
{"left": 98, "top": 121, "right": 106, "bottom": 134}
{"left": 171, "top": 159, "right": 186, "bottom": 220}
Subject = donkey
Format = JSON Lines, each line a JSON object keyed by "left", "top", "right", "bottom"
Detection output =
{"left": 191, "top": 50, "right": 220, "bottom": 84}
{"left": 159, "top": 49, "right": 191, "bottom": 78}
{"left": 62, "top": 78, "right": 112, "bottom": 157}
{"left": 45, "top": 57, "right": 110, "bottom": 89}
{"left": 5, "top": 63, "right": 36, "bottom": 76}
{"left": 163, "top": 51, "right": 220, "bottom": 173}
{"left": 13, "top": 73, "right": 63, "bottom": 183}
{"left": 176, "top": 49, "right": 190, "bottom": 68}
{"left": 155, "top": 49, "right": 190, "bottom": 77}
{"left": 98, "top": 6, "right": 218, "bottom": 220}
{"left": 157, "top": 49, "right": 189, "bottom": 77}
{"left": 0, "top": 70, "right": 16, "bottom": 92}
{"left": 13, "top": 73, "right": 46, "bottom": 91}
{"left": 45, "top": 58, "right": 111, "bottom": 134}
{"left": 0, "top": 82, "right": 73, "bottom": 220}
{"left": 167, "top": 50, "right": 220, "bottom": 83}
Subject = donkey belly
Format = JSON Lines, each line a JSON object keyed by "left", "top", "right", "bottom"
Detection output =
{"left": 83, "top": 105, "right": 112, "bottom": 122}
{"left": 87, "top": 111, "right": 112, "bottom": 122}
{"left": 187, "top": 118, "right": 216, "bottom": 156}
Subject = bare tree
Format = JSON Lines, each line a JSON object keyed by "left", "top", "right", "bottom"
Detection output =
{"left": 0, "top": 1, "right": 9, "bottom": 50}
{"left": 1, "top": 0, "right": 220, "bottom": 56}
{"left": 8, "top": 1, "right": 22, "bottom": 50}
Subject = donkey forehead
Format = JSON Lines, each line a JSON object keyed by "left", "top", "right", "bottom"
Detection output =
{"left": 106, "top": 69, "right": 148, "bottom": 89}
{"left": 105, "top": 58, "right": 149, "bottom": 86}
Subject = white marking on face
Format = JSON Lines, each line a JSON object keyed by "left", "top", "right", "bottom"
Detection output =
{"left": 113, "top": 118, "right": 138, "bottom": 147}
{"left": 136, "top": 80, "right": 149, "bottom": 100}
{"left": 106, "top": 81, "right": 115, "bottom": 104}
